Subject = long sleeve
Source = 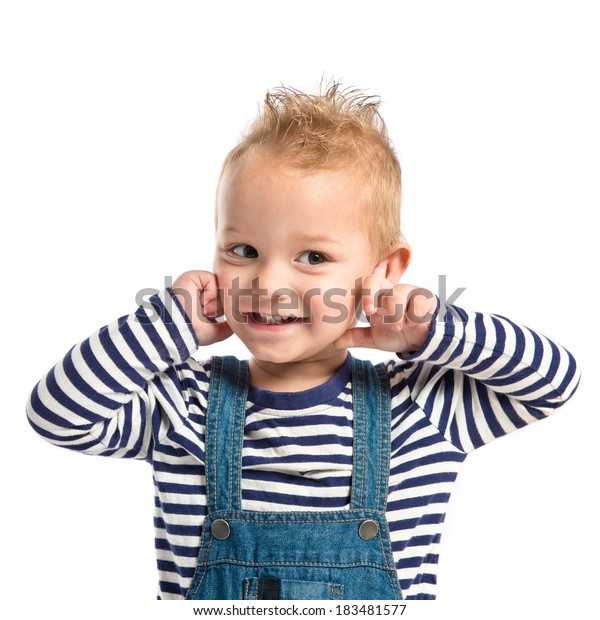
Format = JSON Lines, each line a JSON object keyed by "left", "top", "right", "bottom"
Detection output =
{"left": 393, "top": 301, "right": 580, "bottom": 453}
{"left": 26, "top": 289, "right": 199, "bottom": 460}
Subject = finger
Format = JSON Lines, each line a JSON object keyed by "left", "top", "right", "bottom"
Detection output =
{"left": 371, "top": 261, "right": 387, "bottom": 278}
{"left": 372, "top": 291, "right": 406, "bottom": 328}
{"left": 199, "top": 275, "right": 222, "bottom": 318}
{"left": 198, "top": 320, "right": 233, "bottom": 346}
{"left": 405, "top": 288, "right": 437, "bottom": 326}
{"left": 361, "top": 274, "right": 393, "bottom": 316}
{"left": 198, "top": 273, "right": 218, "bottom": 299}
{"left": 212, "top": 320, "right": 233, "bottom": 342}
{"left": 201, "top": 294, "right": 222, "bottom": 318}
{"left": 370, "top": 284, "right": 421, "bottom": 325}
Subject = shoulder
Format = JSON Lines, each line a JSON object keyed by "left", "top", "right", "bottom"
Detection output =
{"left": 350, "top": 355, "right": 416, "bottom": 389}
{"left": 170, "top": 355, "right": 251, "bottom": 390}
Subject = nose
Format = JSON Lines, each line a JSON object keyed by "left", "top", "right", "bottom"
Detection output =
{"left": 250, "top": 268, "right": 295, "bottom": 315}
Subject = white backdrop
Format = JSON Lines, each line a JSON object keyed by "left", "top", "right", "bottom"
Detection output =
{"left": 1, "top": 2, "right": 597, "bottom": 618}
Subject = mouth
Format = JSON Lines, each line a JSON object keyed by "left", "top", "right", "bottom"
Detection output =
{"left": 245, "top": 312, "right": 303, "bottom": 326}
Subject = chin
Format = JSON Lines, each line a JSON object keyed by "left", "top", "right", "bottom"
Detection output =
{"left": 245, "top": 347, "right": 303, "bottom": 365}
{"left": 245, "top": 341, "right": 339, "bottom": 366}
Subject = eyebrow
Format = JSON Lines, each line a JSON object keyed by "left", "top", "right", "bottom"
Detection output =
{"left": 221, "top": 226, "right": 242, "bottom": 234}
{"left": 221, "top": 227, "right": 341, "bottom": 245}
{"left": 293, "top": 234, "right": 342, "bottom": 245}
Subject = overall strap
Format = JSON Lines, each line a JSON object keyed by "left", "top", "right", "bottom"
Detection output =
{"left": 349, "top": 358, "right": 391, "bottom": 513}
{"left": 204, "top": 356, "right": 249, "bottom": 513}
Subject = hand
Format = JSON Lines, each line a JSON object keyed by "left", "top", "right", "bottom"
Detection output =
{"left": 171, "top": 270, "right": 233, "bottom": 346}
{"left": 333, "top": 265, "right": 437, "bottom": 353}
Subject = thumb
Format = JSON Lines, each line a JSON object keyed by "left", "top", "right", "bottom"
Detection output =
{"left": 213, "top": 320, "right": 234, "bottom": 342}
{"left": 199, "top": 319, "right": 234, "bottom": 346}
{"left": 332, "top": 326, "right": 375, "bottom": 350}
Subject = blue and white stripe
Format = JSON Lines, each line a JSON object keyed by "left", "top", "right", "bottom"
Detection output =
{"left": 26, "top": 290, "right": 579, "bottom": 599}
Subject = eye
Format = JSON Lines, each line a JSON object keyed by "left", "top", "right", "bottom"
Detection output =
{"left": 297, "top": 250, "right": 326, "bottom": 266}
{"left": 230, "top": 244, "right": 258, "bottom": 258}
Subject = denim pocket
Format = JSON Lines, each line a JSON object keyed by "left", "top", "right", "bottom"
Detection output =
{"left": 243, "top": 576, "right": 344, "bottom": 600}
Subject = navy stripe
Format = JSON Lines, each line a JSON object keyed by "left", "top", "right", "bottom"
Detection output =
{"left": 245, "top": 433, "right": 352, "bottom": 450}
{"left": 496, "top": 393, "right": 529, "bottom": 429}
{"left": 395, "top": 472, "right": 457, "bottom": 490}
{"left": 29, "top": 381, "right": 91, "bottom": 431}
{"left": 156, "top": 296, "right": 196, "bottom": 363}
{"left": 392, "top": 411, "right": 439, "bottom": 448}
{"left": 462, "top": 314, "right": 485, "bottom": 366}
{"left": 476, "top": 381, "right": 505, "bottom": 439}
{"left": 119, "top": 317, "right": 161, "bottom": 374}
{"left": 80, "top": 337, "right": 131, "bottom": 393}
{"left": 243, "top": 453, "right": 352, "bottom": 467}
{"left": 155, "top": 498, "right": 204, "bottom": 516}
{"left": 134, "top": 302, "right": 177, "bottom": 365}
{"left": 157, "top": 559, "right": 196, "bottom": 578}
{"left": 389, "top": 512, "right": 446, "bottom": 532}
{"left": 393, "top": 430, "right": 451, "bottom": 459}
{"left": 159, "top": 580, "right": 185, "bottom": 595}
{"left": 483, "top": 366, "right": 540, "bottom": 388}
{"left": 63, "top": 348, "right": 124, "bottom": 411}
{"left": 154, "top": 520, "right": 204, "bottom": 540}
{"left": 390, "top": 451, "right": 465, "bottom": 477}
{"left": 154, "top": 537, "right": 204, "bottom": 553}
{"left": 387, "top": 493, "right": 452, "bottom": 511}
{"left": 154, "top": 480, "right": 204, "bottom": 495}
{"left": 243, "top": 488, "right": 349, "bottom": 508}
{"left": 98, "top": 325, "right": 147, "bottom": 388}
{"left": 245, "top": 411, "right": 351, "bottom": 432}
{"left": 243, "top": 469, "right": 351, "bottom": 488}
{"left": 436, "top": 372, "right": 456, "bottom": 437}
{"left": 556, "top": 350, "right": 579, "bottom": 400}
{"left": 152, "top": 459, "right": 205, "bottom": 477}
{"left": 26, "top": 416, "right": 91, "bottom": 444}
{"left": 45, "top": 368, "right": 115, "bottom": 425}
{"left": 463, "top": 379, "right": 485, "bottom": 449}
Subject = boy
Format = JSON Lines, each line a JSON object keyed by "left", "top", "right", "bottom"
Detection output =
{"left": 27, "top": 82, "right": 579, "bottom": 600}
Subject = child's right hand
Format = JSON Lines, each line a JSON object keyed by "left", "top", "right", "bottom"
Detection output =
{"left": 171, "top": 270, "right": 233, "bottom": 346}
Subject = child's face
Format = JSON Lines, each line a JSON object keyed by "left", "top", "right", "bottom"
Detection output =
{"left": 213, "top": 152, "right": 378, "bottom": 366}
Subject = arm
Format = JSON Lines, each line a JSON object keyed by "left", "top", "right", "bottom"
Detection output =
{"left": 26, "top": 271, "right": 231, "bottom": 460}
{"left": 335, "top": 264, "right": 580, "bottom": 452}
{"left": 396, "top": 301, "right": 580, "bottom": 452}
{"left": 26, "top": 289, "right": 199, "bottom": 459}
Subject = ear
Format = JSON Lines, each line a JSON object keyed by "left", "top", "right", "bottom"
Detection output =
{"left": 374, "top": 242, "right": 411, "bottom": 283}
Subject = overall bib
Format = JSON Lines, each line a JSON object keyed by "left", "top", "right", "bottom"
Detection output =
{"left": 185, "top": 356, "right": 402, "bottom": 600}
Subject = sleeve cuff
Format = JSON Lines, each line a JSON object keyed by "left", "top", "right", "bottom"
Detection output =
{"left": 396, "top": 296, "right": 442, "bottom": 361}
{"left": 133, "top": 288, "right": 200, "bottom": 366}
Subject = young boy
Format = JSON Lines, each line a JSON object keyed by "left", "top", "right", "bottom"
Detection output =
{"left": 26, "top": 82, "right": 579, "bottom": 600}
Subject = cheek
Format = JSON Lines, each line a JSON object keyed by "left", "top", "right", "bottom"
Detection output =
{"left": 308, "top": 288, "right": 357, "bottom": 327}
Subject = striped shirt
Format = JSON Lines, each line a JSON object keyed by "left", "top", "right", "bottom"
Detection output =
{"left": 26, "top": 289, "right": 580, "bottom": 599}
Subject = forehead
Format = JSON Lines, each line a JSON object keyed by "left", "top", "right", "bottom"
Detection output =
{"left": 217, "top": 152, "right": 369, "bottom": 225}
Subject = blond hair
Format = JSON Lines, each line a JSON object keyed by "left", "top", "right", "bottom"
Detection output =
{"left": 218, "top": 81, "right": 402, "bottom": 258}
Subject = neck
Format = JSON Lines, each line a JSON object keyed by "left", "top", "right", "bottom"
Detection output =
{"left": 249, "top": 350, "right": 348, "bottom": 392}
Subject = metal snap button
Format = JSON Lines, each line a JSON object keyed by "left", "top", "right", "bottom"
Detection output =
{"left": 211, "top": 518, "right": 231, "bottom": 540}
{"left": 358, "top": 519, "right": 379, "bottom": 541}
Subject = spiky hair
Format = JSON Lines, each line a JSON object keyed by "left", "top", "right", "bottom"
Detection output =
{"left": 218, "top": 80, "right": 402, "bottom": 256}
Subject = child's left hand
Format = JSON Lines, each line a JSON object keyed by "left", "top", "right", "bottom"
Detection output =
{"left": 333, "top": 265, "right": 437, "bottom": 354}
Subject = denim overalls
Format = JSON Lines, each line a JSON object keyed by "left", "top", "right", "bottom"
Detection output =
{"left": 185, "top": 355, "right": 402, "bottom": 600}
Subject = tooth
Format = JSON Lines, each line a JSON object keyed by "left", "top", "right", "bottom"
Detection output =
{"left": 252, "top": 313, "right": 298, "bottom": 324}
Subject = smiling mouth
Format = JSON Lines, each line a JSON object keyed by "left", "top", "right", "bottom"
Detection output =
{"left": 247, "top": 312, "right": 302, "bottom": 325}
